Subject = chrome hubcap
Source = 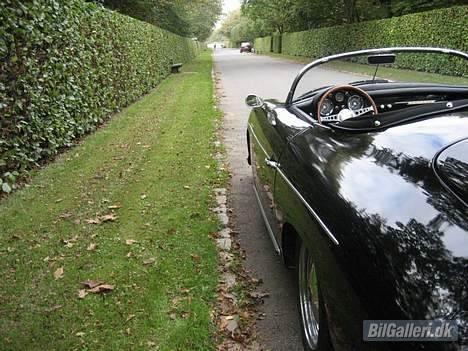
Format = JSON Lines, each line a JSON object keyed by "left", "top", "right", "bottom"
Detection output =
{"left": 299, "top": 245, "right": 320, "bottom": 349}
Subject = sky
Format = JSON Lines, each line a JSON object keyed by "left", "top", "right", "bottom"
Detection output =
{"left": 223, "top": 0, "right": 241, "bottom": 14}
{"left": 215, "top": 0, "right": 241, "bottom": 28}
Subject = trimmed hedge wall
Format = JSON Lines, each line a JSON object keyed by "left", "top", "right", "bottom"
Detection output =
{"left": 0, "top": 0, "right": 199, "bottom": 191}
{"left": 257, "top": 6, "right": 468, "bottom": 76}
{"left": 254, "top": 36, "right": 272, "bottom": 54}
{"left": 272, "top": 34, "right": 282, "bottom": 54}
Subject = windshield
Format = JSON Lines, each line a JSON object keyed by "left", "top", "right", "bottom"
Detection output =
{"left": 289, "top": 48, "right": 468, "bottom": 104}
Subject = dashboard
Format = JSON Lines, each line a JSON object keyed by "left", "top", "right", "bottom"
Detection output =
{"left": 295, "top": 82, "right": 468, "bottom": 124}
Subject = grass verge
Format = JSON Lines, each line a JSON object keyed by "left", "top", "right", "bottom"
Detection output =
{"left": 259, "top": 52, "right": 468, "bottom": 85}
{"left": 0, "top": 51, "right": 226, "bottom": 351}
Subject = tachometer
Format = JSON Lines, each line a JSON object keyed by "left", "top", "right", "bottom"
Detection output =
{"left": 335, "top": 91, "right": 345, "bottom": 103}
{"left": 320, "top": 98, "right": 334, "bottom": 116}
{"left": 348, "top": 95, "right": 364, "bottom": 110}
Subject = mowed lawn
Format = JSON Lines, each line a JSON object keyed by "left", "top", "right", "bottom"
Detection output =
{"left": 0, "top": 51, "right": 225, "bottom": 350}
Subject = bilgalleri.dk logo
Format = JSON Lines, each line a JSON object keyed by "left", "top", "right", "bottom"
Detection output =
{"left": 363, "top": 320, "right": 459, "bottom": 342}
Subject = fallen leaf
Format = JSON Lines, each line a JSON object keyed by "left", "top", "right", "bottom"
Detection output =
{"left": 249, "top": 291, "right": 270, "bottom": 299}
{"left": 143, "top": 258, "right": 156, "bottom": 265}
{"left": 88, "top": 284, "right": 114, "bottom": 294}
{"left": 80, "top": 280, "right": 104, "bottom": 289}
{"left": 75, "top": 332, "right": 85, "bottom": 337}
{"left": 140, "top": 194, "right": 147, "bottom": 200}
{"left": 78, "top": 289, "right": 88, "bottom": 299}
{"left": 126, "top": 314, "right": 136, "bottom": 322}
{"left": 86, "top": 218, "right": 101, "bottom": 225}
{"left": 53, "top": 267, "right": 64, "bottom": 280}
{"left": 191, "top": 254, "right": 201, "bottom": 264}
{"left": 86, "top": 243, "right": 97, "bottom": 251}
{"left": 100, "top": 213, "right": 118, "bottom": 222}
{"left": 183, "top": 186, "right": 190, "bottom": 190}
{"left": 125, "top": 239, "right": 137, "bottom": 245}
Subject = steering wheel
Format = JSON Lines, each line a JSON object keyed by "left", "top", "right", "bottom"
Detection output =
{"left": 316, "top": 85, "right": 378, "bottom": 124}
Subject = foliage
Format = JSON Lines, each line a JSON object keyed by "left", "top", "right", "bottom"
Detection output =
{"left": 0, "top": 51, "right": 225, "bottom": 350}
{"left": 275, "top": 6, "right": 468, "bottom": 76}
{"left": 241, "top": 0, "right": 467, "bottom": 34}
{"left": 272, "top": 34, "right": 282, "bottom": 54}
{"left": 216, "top": 8, "right": 269, "bottom": 46}
{"left": 101, "top": 0, "right": 222, "bottom": 41}
{"left": 254, "top": 37, "right": 272, "bottom": 54}
{"left": 0, "top": 0, "right": 199, "bottom": 191}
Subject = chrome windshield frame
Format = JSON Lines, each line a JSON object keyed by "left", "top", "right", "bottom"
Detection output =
{"left": 285, "top": 47, "right": 468, "bottom": 106}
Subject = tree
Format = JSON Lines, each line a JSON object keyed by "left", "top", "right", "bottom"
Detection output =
{"left": 239, "top": 0, "right": 466, "bottom": 35}
{"left": 99, "top": 0, "right": 222, "bottom": 41}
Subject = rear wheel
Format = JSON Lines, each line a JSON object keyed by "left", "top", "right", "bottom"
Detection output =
{"left": 297, "top": 241, "right": 333, "bottom": 350}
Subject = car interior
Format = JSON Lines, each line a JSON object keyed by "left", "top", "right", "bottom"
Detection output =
{"left": 292, "top": 53, "right": 468, "bottom": 131}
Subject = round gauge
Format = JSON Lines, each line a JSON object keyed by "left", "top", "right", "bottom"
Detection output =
{"left": 320, "top": 98, "right": 334, "bottom": 116}
{"left": 348, "top": 95, "right": 364, "bottom": 110}
{"left": 335, "top": 91, "right": 345, "bottom": 103}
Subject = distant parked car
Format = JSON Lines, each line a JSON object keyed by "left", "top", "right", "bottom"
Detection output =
{"left": 240, "top": 42, "right": 252, "bottom": 53}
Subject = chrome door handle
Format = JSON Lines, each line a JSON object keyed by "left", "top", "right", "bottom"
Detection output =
{"left": 265, "top": 158, "right": 279, "bottom": 169}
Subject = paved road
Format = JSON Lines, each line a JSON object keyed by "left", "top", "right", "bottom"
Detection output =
{"left": 214, "top": 49, "right": 366, "bottom": 351}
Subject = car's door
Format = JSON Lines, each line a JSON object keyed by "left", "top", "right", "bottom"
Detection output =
{"left": 248, "top": 103, "right": 309, "bottom": 252}
{"left": 248, "top": 103, "right": 284, "bottom": 252}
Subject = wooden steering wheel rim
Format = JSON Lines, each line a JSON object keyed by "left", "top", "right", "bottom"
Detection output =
{"left": 316, "top": 85, "right": 378, "bottom": 124}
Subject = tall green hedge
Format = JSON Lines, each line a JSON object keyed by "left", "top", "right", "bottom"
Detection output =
{"left": 272, "top": 34, "right": 282, "bottom": 54}
{"left": 0, "top": 0, "right": 199, "bottom": 191}
{"left": 256, "top": 6, "right": 467, "bottom": 76}
{"left": 254, "top": 36, "right": 272, "bottom": 54}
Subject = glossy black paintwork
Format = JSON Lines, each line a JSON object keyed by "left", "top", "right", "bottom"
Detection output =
{"left": 248, "top": 103, "right": 468, "bottom": 350}
{"left": 435, "top": 138, "right": 468, "bottom": 206}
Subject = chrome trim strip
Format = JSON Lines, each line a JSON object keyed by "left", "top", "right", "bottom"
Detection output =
{"left": 276, "top": 168, "right": 340, "bottom": 245}
{"left": 248, "top": 123, "right": 269, "bottom": 158}
{"left": 252, "top": 185, "right": 281, "bottom": 254}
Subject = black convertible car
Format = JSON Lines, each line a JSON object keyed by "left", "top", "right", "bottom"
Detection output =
{"left": 245, "top": 48, "right": 468, "bottom": 351}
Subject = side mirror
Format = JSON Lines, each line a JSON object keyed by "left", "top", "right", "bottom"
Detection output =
{"left": 245, "top": 94, "right": 264, "bottom": 108}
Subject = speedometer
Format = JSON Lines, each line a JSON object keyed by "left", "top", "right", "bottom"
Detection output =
{"left": 320, "top": 98, "right": 334, "bottom": 116}
{"left": 348, "top": 95, "right": 364, "bottom": 110}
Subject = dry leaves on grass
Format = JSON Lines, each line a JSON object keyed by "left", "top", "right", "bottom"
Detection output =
{"left": 61, "top": 236, "right": 78, "bottom": 248}
{"left": 78, "top": 280, "right": 114, "bottom": 298}
{"left": 86, "top": 243, "right": 97, "bottom": 251}
{"left": 100, "top": 213, "right": 118, "bottom": 223}
{"left": 53, "top": 267, "right": 64, "bottom": 280}
{"left": 190, "top": 254, "right": 201, "bottom": 264}
{"left": 125, "top": 239, "right": 137, "bottom": 245}
{"left": 143, "top": 258, "right": 156, "bottom": 265}
{"left": 86, "top": 213, "right": 118, "bottom": 225}
{"left": 78, "top": 289, "right": 88, "bottom": 299}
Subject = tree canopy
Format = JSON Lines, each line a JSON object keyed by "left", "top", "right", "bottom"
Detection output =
{"left": 100, "top": 0, "right": 222, "bottom": 41}
{"left": 238, "top": 0, "right": 466, "bottom": 36}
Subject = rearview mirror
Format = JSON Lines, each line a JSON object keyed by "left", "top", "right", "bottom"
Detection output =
{"left": 245, "top": 94, "right": 264, "bottom": 108}
{"left": 368, "top": 54, "right": 396, "bottom": 65}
